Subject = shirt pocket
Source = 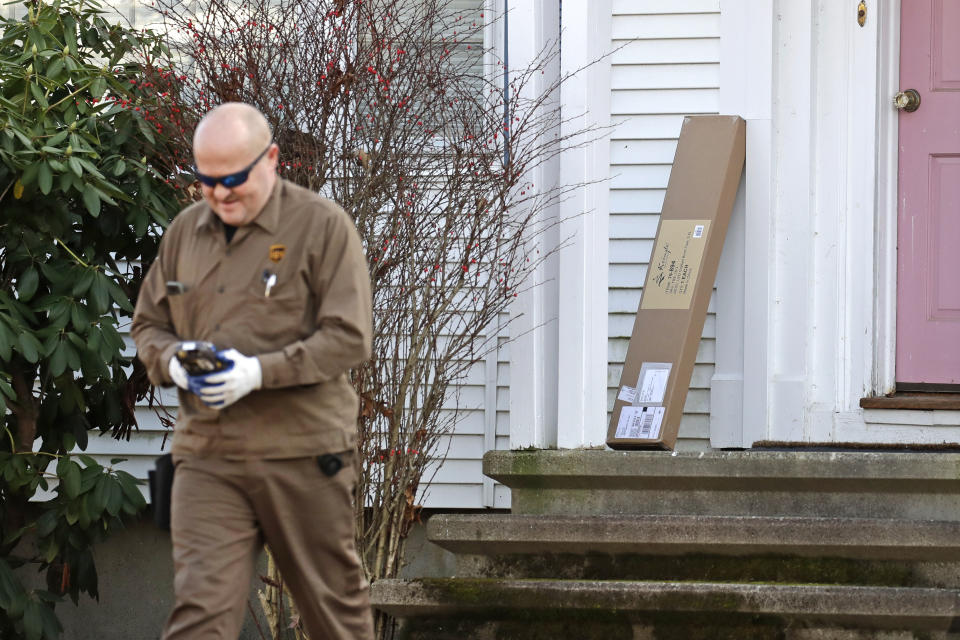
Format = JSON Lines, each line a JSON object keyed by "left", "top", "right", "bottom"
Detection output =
{"left": 167, "top": 288, "right": 202, "bottom": 339}
{"left": 238, "top": 283, "right": 310, "bottom": 350}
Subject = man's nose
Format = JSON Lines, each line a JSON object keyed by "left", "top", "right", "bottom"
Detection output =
{"left": 213, "top": 182, "right": 232, "bottom": 199}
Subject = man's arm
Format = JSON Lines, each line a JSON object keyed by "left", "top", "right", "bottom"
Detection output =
{"left": 131, "top": 241, "right": 182, "bottom": 387}
{"left": 257, "top": 206, "right": 372, "bottom": 389}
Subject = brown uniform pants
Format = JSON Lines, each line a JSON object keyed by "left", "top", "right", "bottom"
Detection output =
{"left": 162, "top": 452, "right": 374, "bottom": 640}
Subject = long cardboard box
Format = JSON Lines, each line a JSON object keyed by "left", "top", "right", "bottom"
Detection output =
{"left": 607, "top": 115, "right": 746, "bottom": 450}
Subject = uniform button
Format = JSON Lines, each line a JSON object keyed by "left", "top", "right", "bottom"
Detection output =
{"left": 218, "top": 286, "right": 225, "bottom": 293}
{"left": 214, "top": 324, "right": 221, "bottom": 331}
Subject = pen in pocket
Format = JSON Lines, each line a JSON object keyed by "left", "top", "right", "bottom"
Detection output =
{"left": 262, "top": 270, "right": 277, "bottom": 297}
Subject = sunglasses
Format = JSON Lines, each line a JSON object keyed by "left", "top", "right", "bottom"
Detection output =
{"left": 193, "top": 141, "right": 272, "bottom": 188}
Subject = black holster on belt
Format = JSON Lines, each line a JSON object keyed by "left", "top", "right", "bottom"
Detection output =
{"left": 148, "top": 453, "right": 174, "bottom": 530}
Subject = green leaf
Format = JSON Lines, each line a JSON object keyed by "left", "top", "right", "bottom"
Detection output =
{"left": 89, "top": 273, "right": 109, "bottom": 314}
{"left": 46, "top": 57, "right": 64, "bottom": 80}
{"left": 67, "top": 155, "right": 82, "bottom": 178}
{"left": 77, "top": 158, "right": 104, "bottom": 179}
{"left": 40, "top": 603, "right": 62, "bottom": 640}
{"left": 21, "top": 161, "right": 40, "bottom": 187}
{"left": 82, "top": 183, "right": 100, "bottom": 217}
{"left": 49, "top": 342, "right": 67, "bottom": 377}
{"left": 29, "top": 82, "right": 49, "bottom": 109}
{"left": 13, "top": 128, "right": 35, "bottom": 150}
{"left": 0, "top": 321, "right": 12, "bottom": 361}
{"left": 23, "top": 598, "right": 43, "bottom": 640}
{"left": 48, "top": 130, "right": 69, "bottom": 147}
{"left": 78, "top": 493, "right": 92, "bottom": 529}
{"left": 37, "top": 162, "right": 52, "bottom": 194}
{"left": 105, "top": 277, "right": 132, "bottom": 312}
{"left": 116, "top": 470, "right": 145, "bottom": 508}
{"left": 112, "top": 158, "right": 125, "bottom": 176}
{"left": 35, "top": 511, "right": 58, "bottom": 537}
{"left": 71, "top": 269, "right": 96, "bottom": 297}
{"left": 66, "top": 331, "right": 85, "bottom": 352}
{"left": 90, "top": 475, "right": 108, "bottom": 516}
{"left": 57, "top": 170, "right": 73, "bottom": 193}
{"left": 18, "top": 267, "right": 39, "bottom": 301}
{"left": 71, "top": 304, "right": 87, "bottom": 333}
{"left": 58, "top": 458, "right": 82, "bottom": 499}
{"left": 62, "top": 340, "right": 81, "bottom": 372}
{"left": 0, "top": 377, "right": 15, "bottom": 401}
{"left": 63, "top": 15, "right": 78, "bottom": 54}
{"left": 136, "top": 116, "right": 156, "bottom": 144}
{"left": 17, "top": 332, "right": 41, "bottom": 363}
{"left": 105, "top": 480, "right": 123, "bottom": 517}
{"left": 90, "top": 76, "right": 105, "bottom": 99}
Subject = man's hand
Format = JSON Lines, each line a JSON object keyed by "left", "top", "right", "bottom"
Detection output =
{"left": 168, "top": 355, "right": 190, "bottom": 390}
{"left": 193, "top": 349, "right": 262, "bottom": 409}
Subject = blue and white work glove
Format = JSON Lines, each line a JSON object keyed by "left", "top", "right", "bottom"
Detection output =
{"left": 191, "top": 348, "right": 262, "bottom": 409}
{"left": 168, "top": 355, "right": 190, "bottom": 390}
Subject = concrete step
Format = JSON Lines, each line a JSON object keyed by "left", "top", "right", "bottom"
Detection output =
{"left": 484, "top": 450, "right": 960, "bottom": 519}
{"left": 423, "top": 513, "right": 960, "bottom": 587}
{"left": 426, "top": 513, "right": 960, "bottom": 561}
{"left": 372, "top": 578, "right": 960, "bottom": 635}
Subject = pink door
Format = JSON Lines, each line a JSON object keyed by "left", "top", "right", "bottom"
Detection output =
{"left": 897, "top": 0, "right": 960, "bottom": 385}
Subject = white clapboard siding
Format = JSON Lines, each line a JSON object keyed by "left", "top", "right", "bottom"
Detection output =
{"left": 609, "top": 0, "right": 720, "bottom": 452}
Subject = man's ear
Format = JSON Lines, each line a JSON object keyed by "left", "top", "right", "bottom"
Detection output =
{"left": 266, "top": 143, "right": 280, "bottom": 168}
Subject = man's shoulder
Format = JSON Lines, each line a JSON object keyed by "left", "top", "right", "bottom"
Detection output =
{"left": 165, "top": 199, "right": 208, "bottom": 237}
{"left": 280, "top": 179, "right": 350, "bottom": 224}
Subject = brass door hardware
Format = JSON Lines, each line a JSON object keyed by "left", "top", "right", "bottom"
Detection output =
{"left": 894, "top": 89, "right": 921, "bottom": 112}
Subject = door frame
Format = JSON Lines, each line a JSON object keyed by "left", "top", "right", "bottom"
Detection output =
{"left": 712, "top": 0, "right": 902, "bottom": 447}
{"left": 874, "top": 0, "right": 901, "bottom": 396}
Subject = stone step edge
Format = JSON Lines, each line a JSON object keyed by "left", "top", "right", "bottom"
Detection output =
{"left": 371, "top": 579, "right": 960, "bottom": 630}
{"left": 425, "top": 514, "right": 960, "bottom": 560}
{"left": 483, "top": 450, "right": 960, "bottom": 489}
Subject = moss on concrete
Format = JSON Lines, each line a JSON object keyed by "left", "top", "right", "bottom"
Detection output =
{"left": 475, "top": 552, "right": 921, "bottom": 587}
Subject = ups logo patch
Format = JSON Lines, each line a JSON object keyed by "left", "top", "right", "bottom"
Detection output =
{"left": 269, "top": 244, "right": 286, "bottom": 263}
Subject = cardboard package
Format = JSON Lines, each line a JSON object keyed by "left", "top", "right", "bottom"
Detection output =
{"left": 607, "top": 115, "right": 746, "bottom": 450}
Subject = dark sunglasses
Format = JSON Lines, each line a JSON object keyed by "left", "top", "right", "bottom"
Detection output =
{"left": 193, "top": 141, "right": 272, "bottom": 188}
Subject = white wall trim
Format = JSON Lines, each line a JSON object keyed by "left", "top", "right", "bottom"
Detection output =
{"left": 804, "top": 0, "right": 880, "bottom": 440}
{"left": 712, "top": 0, "right": 774, "bottom": 448}
{"left": 507, "top": 0, "right": 561, "bottom": 449}
{"left": 873, "top": 0, "right": 900, "bottom": 396}
{"left": 767, "top": 0, "right": 815, "bottom": 443}
{"left": 842, "top": 0, "right": 882, "bottom": 413}
{"left": 555, "top": 0, "right": 612, "bottom": 449}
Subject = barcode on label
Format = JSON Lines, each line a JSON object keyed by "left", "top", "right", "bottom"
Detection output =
{"left": 693, "top": 225, "right": 705, "bottom": 238}
{"left": 638, "top": 409, "right": 656, "bottom": 437}
{"left": 614, "top": 406, "right": 665, "bottom": 440}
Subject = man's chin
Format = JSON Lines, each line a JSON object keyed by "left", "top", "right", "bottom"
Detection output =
{"left": 215, "top": 204, "right": 246, "bottom": 225}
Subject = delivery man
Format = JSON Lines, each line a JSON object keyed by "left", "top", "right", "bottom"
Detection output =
{"left": 132, "top": 102, "right": 375, "bottom": 639}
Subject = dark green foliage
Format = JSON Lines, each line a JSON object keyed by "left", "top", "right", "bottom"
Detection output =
{"left": 0, "top": 0, "right": 182, "bottom": 637}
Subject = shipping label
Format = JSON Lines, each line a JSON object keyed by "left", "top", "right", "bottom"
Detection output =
{"left": 614, "top": 406, "right": 665, "bottom": 440}
{"left": 641, "top": 220, "right": 711, "bottom": 310}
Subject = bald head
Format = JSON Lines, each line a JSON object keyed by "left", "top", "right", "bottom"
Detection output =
{"left": 194, "top": 102, "right": 272, "bottom": 156}
{"left": 192, "top": 102, "right": 279, "bottom": 226}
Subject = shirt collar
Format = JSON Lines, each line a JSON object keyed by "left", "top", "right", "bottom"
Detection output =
{"left": 194, "top": 178, "right": 283, "bottom": 235}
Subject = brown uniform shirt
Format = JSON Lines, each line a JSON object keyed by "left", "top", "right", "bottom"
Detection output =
{"left": 131, "top": 178, "right": 372, "bottom": 459}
